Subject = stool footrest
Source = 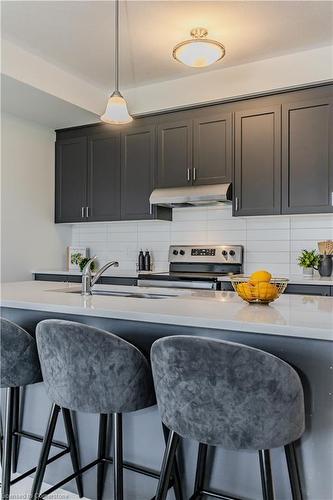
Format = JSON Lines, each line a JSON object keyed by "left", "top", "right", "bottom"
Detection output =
{"left": 192, "top": 489, "right": 242, "bottom": 500}
{"left": 103, "top": 456, "right": 160, "bottom": 480}
{"left": 38, "top": 455, "right": 176, "bottom": 499}
{"left": 10, "top": 448, "right": 69, "bottom": 486}
{"left": 12, "top": 429, "right": 68, "bottom": 450}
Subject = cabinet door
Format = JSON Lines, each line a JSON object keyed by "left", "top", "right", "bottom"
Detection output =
{"left": 193, "top": 112, "right": 232, "bottom": 185}
{"left": 55, "top": 137, "right": 87, "bottom": 223}
{"left": 87, "top": 133, "right": 121, "bottom": 221}
{"left": 282, "top": 97, "right": 333, "bottom": 214}
{"left": 121, "top": 125, "right": 155, "bottom": 220}
{"left": 157, "top": 120, "right": 192, "bottom": 188}
{"left": 285, "top": 284, "right": 331, "bottom": 296}
{"left": 234, "top": 106, "right": 281, "bottom": 216}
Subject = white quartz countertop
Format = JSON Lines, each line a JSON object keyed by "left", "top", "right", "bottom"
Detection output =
{"left": 1, "top": 281, "right": 332, "bottom": 342}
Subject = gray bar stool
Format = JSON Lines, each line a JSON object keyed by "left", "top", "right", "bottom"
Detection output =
{"left": 0, "top": 318, "right": 83, "bottom": 500}
{"left": 151, "top": 335, "right": 305, "bottom": 500}
{"left": 32, "top": 319, "right": 183, "bottom": 500}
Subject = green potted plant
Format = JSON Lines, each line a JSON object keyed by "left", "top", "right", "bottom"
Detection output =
{"left": 298, "top": 249, "right": 320, "bottom": 277}
{"left": 71, "top": 253, "right": 96, "bottom": 273}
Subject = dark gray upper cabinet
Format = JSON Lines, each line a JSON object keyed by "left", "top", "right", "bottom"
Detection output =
{"left": 121, "top": 125, "right": 171, "bottom": 221}
{"left": 193, "top": 112, "right": 232, "bottom": 185}
{"left": 234, "top": 105, "right": 281, "bottom": 216}
{"left": 121, "top": 125, "right": 155, "bottom": 220}
{"left": 55, "top": 137, "right": 88, "bottom": 223}
{"left": 157, "top": 120, "right": 193, "bottom": 188}
{"left": 87, "top": 133, "right": 121, "bottom": 221}
{"left": 282, "top": 97, "right": 333, "bottom": 214}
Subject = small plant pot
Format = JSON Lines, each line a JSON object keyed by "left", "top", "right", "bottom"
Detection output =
{"left": 302, "top": 267, "right": 314, "bottom": 278}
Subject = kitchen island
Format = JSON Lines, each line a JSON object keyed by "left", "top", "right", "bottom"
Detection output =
{"left": 1, "top": 281, "right": 332, "bottom": 500}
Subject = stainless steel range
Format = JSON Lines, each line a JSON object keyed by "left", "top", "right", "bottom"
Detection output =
{"left": 138, "top": 245, "right": 243, "bottom": 290}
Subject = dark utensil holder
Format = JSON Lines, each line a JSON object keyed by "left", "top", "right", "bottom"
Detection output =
{"left": 318, "top": 255, "right": 332, "bottom": 277}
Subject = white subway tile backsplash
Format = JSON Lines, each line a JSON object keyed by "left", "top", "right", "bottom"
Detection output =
{"left": 290, "top": 215, "right": 333, "bottom": 229}
{"left": 291, "top": 228, "right": 333, "bottom": 240}
{"left": 246, "top": 217, "right": 290, "bottom": 230}
{"left": 71, "top": 208, "right": 333, "bottom": 275}
{"left": 246, "top": 229, "right": 290, "bottom": 241}
{"left": 246, "top": 252, "right": 290, "bottom": 264}
{"left": 246, "top": 240, "right": 290, "bottom": 252}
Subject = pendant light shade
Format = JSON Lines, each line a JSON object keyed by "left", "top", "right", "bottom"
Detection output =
{"left": 101, "top": 91, "right": 132, "bottom": 125}
{"left": 173, "top": 27, "right": 225, "bottom": 68}
{"left": 101, "top": 0, "right": 132, "bottom": 125}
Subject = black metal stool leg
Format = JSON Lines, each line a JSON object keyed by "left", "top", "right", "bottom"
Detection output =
{"left": 162, "top": 423, "right": 184, "bottom": 500}
{"left": 285, "top": 443, "right": 303, "bottom": 500}
{"left": 113, "top": 413, "right": 123, "bottom": 500}
{"left": 31, "top": 404, "right": 61, "bottom": 500}
{"left": 191, "top": 443, "right": 208, "bottom": 499}
{"left": 12, "top": 386, "right": 20, "bottom": 473}
{"left": 2, "top": 387, "right": 15, "bottom": 500}
{"left": 97, "top": 414, "right": 108, "bottom": 500}
{"left": 156, "top": 430, "right": 180, "bottom": 500}
{"left": 259, "top": 449, "right": 275, "bottom": 500}
{"left": 62, "top": 408, "right": 84, "bottom": 498}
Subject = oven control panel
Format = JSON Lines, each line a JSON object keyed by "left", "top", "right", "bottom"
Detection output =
{"left": 168, "top": 245, "right": 243, "bottom": 264}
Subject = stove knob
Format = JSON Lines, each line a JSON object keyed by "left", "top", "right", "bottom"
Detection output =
{"left": 179, "top": 250, "right": 185, "bottom": 256}
{"left": 173, "top": 250, "right": 179, "bottom": 255}
{"left": 229, "top": 250, "right": 235, "bottom": 256}
{"left": 222, "top": 250, "right": 228, "bottom": 256}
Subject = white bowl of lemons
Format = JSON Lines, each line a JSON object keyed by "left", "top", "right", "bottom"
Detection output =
{"left": 230, "top": 270, "right": 289, "bottom": 304}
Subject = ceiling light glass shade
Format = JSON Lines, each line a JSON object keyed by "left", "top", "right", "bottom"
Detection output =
{"left": 101, "top": 91, "right": 133, "bottom": 125}
{"left": 173, "top": 28, "right": 225, "bottom": 68}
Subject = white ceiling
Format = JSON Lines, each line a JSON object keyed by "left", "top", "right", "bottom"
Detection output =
{"left": 2, "top": 1, "right": 333, "bottom": 91}
{"left": 1, "top": 75, "right": 99, "bottom": 129}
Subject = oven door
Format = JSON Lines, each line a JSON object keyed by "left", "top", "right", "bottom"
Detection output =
{"left": 137, "top": 279, "right": 218, "bottom": 290}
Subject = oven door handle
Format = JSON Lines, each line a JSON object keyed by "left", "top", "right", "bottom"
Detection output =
{"left": 137, "top": 279, "right": 217, "bottom": 290}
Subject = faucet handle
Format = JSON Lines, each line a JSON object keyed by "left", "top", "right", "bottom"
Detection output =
{"left": 82, "top": 256, "right": 97, "bottom": 275}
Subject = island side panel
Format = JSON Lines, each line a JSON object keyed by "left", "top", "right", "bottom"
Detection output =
{"left": 1, "top": 306, "right": 332, "bottom": 500}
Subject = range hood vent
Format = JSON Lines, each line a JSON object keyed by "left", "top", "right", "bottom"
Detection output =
{"left": 149, "top": 183, "right": 232, "bottom": 208}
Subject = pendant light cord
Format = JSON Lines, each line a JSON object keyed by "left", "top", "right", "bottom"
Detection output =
{"left": 115, "top": 0, "right": 119, "bottom": 92}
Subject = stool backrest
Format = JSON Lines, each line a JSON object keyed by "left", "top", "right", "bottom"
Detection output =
{"left": 1, "top": 318, "right": 42, "bottom": 388}
{"left": 36, "top": 319, "right": 155, "bottom": 413}
{"left": 151, "top": 336, "right": 305, "bottom": 450}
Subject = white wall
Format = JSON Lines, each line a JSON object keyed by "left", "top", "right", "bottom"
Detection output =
{"left": 71, "top": 207, "right": 333, "bottom": 277}
{"left": 1, "top": 113, "right": 71, "bottom": 282}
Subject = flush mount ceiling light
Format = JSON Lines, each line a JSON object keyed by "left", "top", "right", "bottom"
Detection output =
{"left": 173, "top": 27, "right": 225, "bottom": 68}
{"left": 101, "top": 0, "right": 132, "bottom": 125}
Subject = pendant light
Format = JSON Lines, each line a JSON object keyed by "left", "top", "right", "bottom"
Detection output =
{"left": 173, "top": 27, "right": 225, "bottom": 68}
{"left": 101, "top": 0, "right": 132, "bottom": 125}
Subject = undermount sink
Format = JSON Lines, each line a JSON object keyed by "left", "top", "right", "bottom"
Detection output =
{"left": 66, "top": 289, "right": 177, "bottom": 299}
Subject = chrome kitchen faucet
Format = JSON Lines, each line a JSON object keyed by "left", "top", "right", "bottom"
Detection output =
{"left": 81, "top": 256, "right": 119, "bottom": 296}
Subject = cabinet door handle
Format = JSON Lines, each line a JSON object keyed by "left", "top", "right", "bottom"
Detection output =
{"left": 235, "top": 197, "right": 239, "bottom": 211}
{"left": 187, "top": 168, "right": 191, "bottom": 182}
{"left": 149, "top": 203, "right": 153, "bottom": 215}
{"left": 85, "top": 206, "right": 89, "bottom": 218}
{"left": 81, "top": 207, "right": 85, "bottom": 218}
{"left": 193, "top": 167, "right": 197, "bottom": 182}
{"left": 331, "top": 192, "right": 333, "bottom": 206}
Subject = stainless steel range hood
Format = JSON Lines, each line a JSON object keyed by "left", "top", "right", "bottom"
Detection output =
{"left": 149, "top": 183, "right": 232, "bottom": 208}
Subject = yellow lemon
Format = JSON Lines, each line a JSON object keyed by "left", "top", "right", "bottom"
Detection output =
{"left": 237, "top": 282, "right": 255, "bottom": 302}
{"left": 249, "top": 270, "right": 272, "bottom": 284}
{"left": 252, "top": 282, "right": 278, "bottom": 302}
